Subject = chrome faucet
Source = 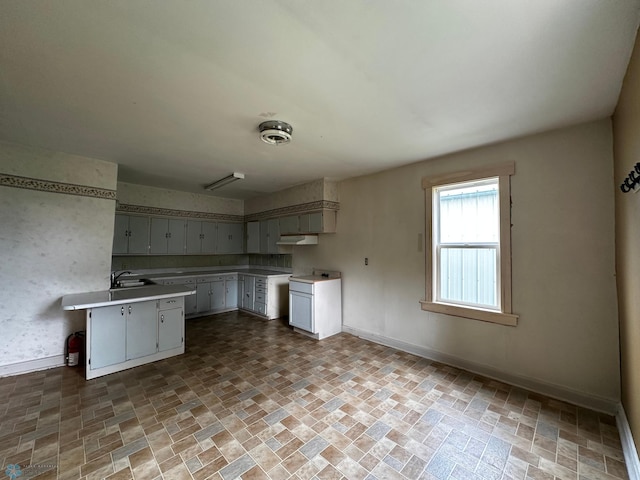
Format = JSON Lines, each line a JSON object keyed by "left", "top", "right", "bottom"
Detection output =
{"left": 110, "top": 270, "right": 132, "bottom": 289}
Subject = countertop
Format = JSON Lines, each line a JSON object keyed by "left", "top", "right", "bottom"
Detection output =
{"left": 289, "top": 275, "right": 341, "bottom": 284}
{"left": 61, "top": 284, "right": 196, "bottom": 311}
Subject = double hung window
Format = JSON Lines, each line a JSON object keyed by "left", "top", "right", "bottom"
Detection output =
{"left": 421, "top": 163, "right": 518, "bottom": 326}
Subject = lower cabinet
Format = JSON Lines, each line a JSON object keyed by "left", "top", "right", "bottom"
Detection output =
{"left": 86, "top": 297, "right": 185, "bottom": 380}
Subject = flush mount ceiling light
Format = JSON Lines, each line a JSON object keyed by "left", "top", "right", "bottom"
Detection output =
{"left": 204, "top": 172, "right": 244, "bottom": 191}
{"left": 259, "top": 120, "right": 293, "bottom": 145}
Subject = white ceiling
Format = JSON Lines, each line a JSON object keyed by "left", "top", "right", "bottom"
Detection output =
{"left": 1, "top": 1, "right": 639, "bottom": 199}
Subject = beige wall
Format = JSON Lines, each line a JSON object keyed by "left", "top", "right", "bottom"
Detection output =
{"left": 117, "top": 181, "right": 243, "bottom": 216}
{"left": 293, "top": 120, "right": 620, "bottom": 407}
{"left": 0, "top": 141, "right": 117, "bottom": 371}
{"left": 613, "top": 31, "right": 640, "bottom": 450}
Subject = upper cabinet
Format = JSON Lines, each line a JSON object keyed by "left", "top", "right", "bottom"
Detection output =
{"left": 113, "top": 214, "right": 149, "bottom": 255}
{"left": 185, "top": 220, "right": 217, "bottom": 254}
{"left": 217, "top": 222, "right": 244, "bottom": 254}
{"left": 149, "top": 218, "right": 186, "bottom": 255}
{"left": 247, "top": 221, "right": 260, "bottom": 253}
{"left": 278, "top": 210, "right": 337, "bottom": 235}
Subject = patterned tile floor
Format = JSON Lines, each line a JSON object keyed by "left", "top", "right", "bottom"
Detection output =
{"left": 0, "top": 311, "right": 629, "bottom": 480}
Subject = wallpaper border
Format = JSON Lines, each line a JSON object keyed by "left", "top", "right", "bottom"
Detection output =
{"left": 0, "top": 173, "right": 117, "bottom": 200}
{"left": 245, "top": 200, "right": 340, "bottom": 222}
{"left": 117, "top": 203, "right": 245, "bottom": 222}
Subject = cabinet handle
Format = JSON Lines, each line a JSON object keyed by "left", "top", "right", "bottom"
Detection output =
{"left": 167, "top": 300, "right": 176, "bottom": 304}
{"left": 128, "top": 305, "right": 132, "bottom": 315}
{"left": 161, "top": 314, "right": 164, "bottom": 323}
{"left": 120, "top": 306, "right": 124, "bottom": 316}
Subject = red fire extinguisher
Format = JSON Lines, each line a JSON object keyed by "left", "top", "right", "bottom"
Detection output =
{"left": 66, "top": 331, "right": 85, "bottom": 367}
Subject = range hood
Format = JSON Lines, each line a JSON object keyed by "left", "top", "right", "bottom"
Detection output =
{"left": 276, "top": 235, "right": 318, "bottom": 246}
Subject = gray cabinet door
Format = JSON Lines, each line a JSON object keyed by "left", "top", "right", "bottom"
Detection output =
{"left": 289, "top": 291, "right": 314, "bottom": 332}
{"left": 225, "top": 279, "right": 238, "bottom": 309}
{"left": 90, "top": 305, "right": 126, "bottom": 369}
{"left": 259, "top": 220, "right": 269, "bottom": 253}
{"left": 186, "top": 220, "right": 202, "bottom": 254}
{"left": 158, "top": 307, "right": 183, "bottom": 351}
{"left": 149, "top": 218, "right": 168, "bottom": 254}
{"left": 308, "top": 212, "right": 323, "bottom": 233}
{"left": 201, "top": 221, "right": 217, "bottom": 254}
{"left": 279, "top": 216, "right": 298, "bottom": 234}
{"left": 217, "top": 223, "right": 242, "bottom": 254}
{"left": 167, "top": 219, "right": 186, "bottom": 254}
{"left": 113, "top": 214, "right": 130, "bottom": 254}
{"left": 127, "top": 216, "right": 150, "bottom": 254}
{"left": 211, "top": 280, "right": 225, "bottom": 311}
{"left": 267, "top": 219, "right": 280, "bottom": 253}
{"left": 125, "top": 301, "right": 158, "bottom": 360}
{"left": 196, "top": 283, "right": 210, "bottom": 313}
{"left": 247, "top": 222, "right": 260, "bottom": 253}
{"left": 243, "top": 276, "right": 255, "bottom": 310}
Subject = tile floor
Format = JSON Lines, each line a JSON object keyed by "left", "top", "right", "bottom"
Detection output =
{"left": 0, "top": 311, "right": 629, "bottom": 480}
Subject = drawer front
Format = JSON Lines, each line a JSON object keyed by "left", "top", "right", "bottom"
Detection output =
{"left": 182, "top": 278, "right": 196, "bottom": 285}
{"left": 254, "top": 302, "right": 267, "bottom": 315}
{"left": 196, "top": 277, "right": 216, "bottom": 284}
{"left": 255, "top": 278, "right": 267, "bottom": 286}
{"left": 289, "top": 281, "right": 313, "bottom": 295}
{"left": 158, "top": 297, "right": 184, "bottom": 309}
{"left": 255, "top": 286, "right": 267, "bottom": 294}
{"left": 225, "top": 274, "right": 238, "bottom": 281}
{"left": 255, "top": 292, "right": 266, "bottom": 303}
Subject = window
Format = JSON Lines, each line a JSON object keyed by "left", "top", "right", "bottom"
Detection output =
{"left": 420, "top": 163, "right": 518, "bottom": 326}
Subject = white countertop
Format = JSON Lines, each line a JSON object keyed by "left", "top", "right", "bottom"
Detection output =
{"left": 289, "top": 275, "right": 341, "bottom": 284}
{"left": 61, "top": 285, "right": 196, "bottom": 311}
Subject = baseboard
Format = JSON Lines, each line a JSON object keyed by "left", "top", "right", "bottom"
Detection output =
{"left": 342, "top": 325, "right": 619, "bottom": 414}
{"left": 0, "top": 355, "right": 65, "bottom": 377}
{"left": 617, "top": 404, "right": 640, "bottom": 480}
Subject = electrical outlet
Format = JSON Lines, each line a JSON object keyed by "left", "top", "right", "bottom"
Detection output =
{"left": 365, "top": 257, "right": 368, "bottom": 266}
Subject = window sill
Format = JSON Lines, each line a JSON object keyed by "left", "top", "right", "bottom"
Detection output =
{"left": 419, "top": 301, "right": 518, "bottom": 326}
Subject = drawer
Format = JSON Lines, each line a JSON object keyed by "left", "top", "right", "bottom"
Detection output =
{"left": 254, "top": 302, "right": 267, "bottom": 315}
{"left": 255, "top": 293, "right": 266, "bottom": 303}
{"left": 157, "top": 297, "right": 183, "bottom": 309}
{"left": 182, "top": 278, "right": 196, "bottom": 285}
{"left": 255, "top": 286, "right": 267, "bottom": 294}
{"left": 255, "top": 278, "right": 267, "bottom": 286}
{"left": 289, "top": 281, "right": 313, "bottom": 295}
{"left": 225, "top": 274, "right": 238, "bottom": 281}
{"left": 196, "top": 277, "right": 216, "bottom": 284}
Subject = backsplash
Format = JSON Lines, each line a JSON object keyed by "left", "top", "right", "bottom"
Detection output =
{"left": 112, "top": 254, "right": 291, "bottom": 271}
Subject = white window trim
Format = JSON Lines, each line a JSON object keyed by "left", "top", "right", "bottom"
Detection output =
{"left": 420, "top": 162, "right": 518, "bottom": 327}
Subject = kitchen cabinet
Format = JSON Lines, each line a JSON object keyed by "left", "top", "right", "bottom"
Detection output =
{"left": 149, "top": 218, "right": 186, "bottom": 254}
{"left": 247, "top": 222, "right": 260, "bottom": 253}
{"left": 277, "top": 211, "right": 337, "bottom": 235}
{"left": 289, "top": 277, "right": 342, "bottom": 339}
{"left": 86, "top": 297, "right": 186, "bottom": 379}
{"left": 113, "top": 214, "right": 149, "bottom": 255}
{"left": 259, "top": 219, "right": 280, "bottom": 253}
{"left": 186, "top": 220, "right": 217, "bottom": 254}
{"left": 158, "top": 301, "right": 183, "bottom": 352}
{"left": 89, "top": 304, "right": 126, "bottom": 369}
{"left": 239, "top": 274, "right": 289, "bottom": 319}
{"left": 241, "top": 275, "right": 255, "bottom": 311}
{"left": 125, "top": 301, "right": 158, "bottom": 360}
{"left": 195, "top": 274, "right": 237, "bottom": 314}
{"left": 217, "top": 223, "right": 244, "bottom": 254}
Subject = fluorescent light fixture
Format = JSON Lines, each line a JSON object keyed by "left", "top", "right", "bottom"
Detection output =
{"left": 204, "top": 172, "right": 245, "bottom": 191}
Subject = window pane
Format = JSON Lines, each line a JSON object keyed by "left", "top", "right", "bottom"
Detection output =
{"left": 439, "top": 247, "right": 498, "bottom": 308}
{"left": 438, "top": 180, "right": 499, "bottom": 243}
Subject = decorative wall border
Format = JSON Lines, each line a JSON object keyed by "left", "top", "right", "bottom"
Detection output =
{"left": 0, "top": 173, "right": 116, "bottom": 200}
{"left": 245, "top": 200, "right": 340, "bottom": 222}
{"left": 117, "top": 203, "right": 244, "bottom": 223}
{"left": 117, "top": 200, "right": 340, "bottom": 223}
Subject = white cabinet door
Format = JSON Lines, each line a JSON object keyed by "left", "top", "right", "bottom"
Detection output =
{"left": 126, "top": 301, "right": 158, "bottom": 360}
{"left": 225, "top": 279, "right": 238, "bottom": 309}
{"left": 243, "top": 275, "right": 255, "bottom": 310}
{"left": 259, "top": 220, "right": 269, "bottom": 253}
{"left": 90, "top": 305, "right": 126, "bottom": 369}
{"left": 289, "top": 291, "right": 314, "bottom": 332}
{"left": 217, "top": 223, "right": 243, "bottom": 254}
{"left": 158, "top": 307, "right": 183, "bottom": 351}
{"left": 183, "top": 279, "right": 197, "bottom": 316}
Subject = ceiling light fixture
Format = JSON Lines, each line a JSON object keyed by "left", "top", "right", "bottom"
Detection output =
{"left": 259, "top": 120, "right": 293, "bottom": 145}
{"left": 204, "top": 172, "right": 245, "bottom": 191}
